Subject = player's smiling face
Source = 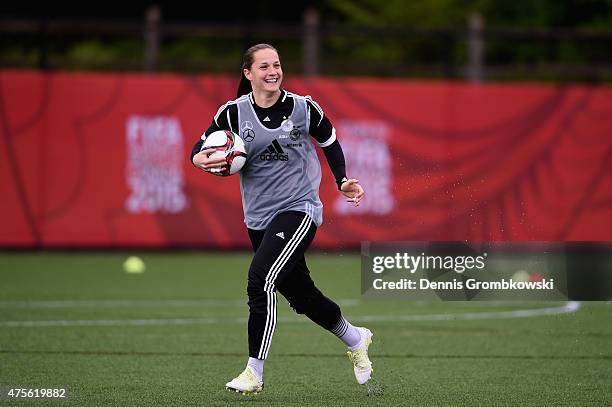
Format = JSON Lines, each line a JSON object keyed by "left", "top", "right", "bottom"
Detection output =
{"left": 244, "top": 48, "right": 283, "bottom": 95}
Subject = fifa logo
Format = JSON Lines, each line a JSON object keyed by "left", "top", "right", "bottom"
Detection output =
{"left": 334, "top": 120, "right": 394, "bottom": 215}
{"left": 125, "top": 116, "right": 187, "bottom": 214}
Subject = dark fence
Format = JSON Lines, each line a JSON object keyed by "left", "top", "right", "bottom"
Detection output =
{"left": 1, "top": 7, "right": 611, "bottom": 81}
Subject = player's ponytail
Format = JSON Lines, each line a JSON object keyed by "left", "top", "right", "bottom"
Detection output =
{"left": 236, "top": 75, "right": 252, "bottom": 98}
{"left": 236, "top": 43, "right": 279, "bottom": 98}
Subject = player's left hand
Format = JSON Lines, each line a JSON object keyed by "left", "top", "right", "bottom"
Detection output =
{"left": 340, "top": 178, "right": 365, "bottom": 207}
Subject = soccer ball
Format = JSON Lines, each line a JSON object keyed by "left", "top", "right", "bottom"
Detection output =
{"left": 200, "top": 130, "right": 247, "bottom": 176}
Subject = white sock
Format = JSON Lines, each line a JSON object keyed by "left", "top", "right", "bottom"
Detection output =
{"left": 247, "top": 357, "right": 264, "bottom": 381}
{"left": 330, "top": 317, "right": 362, "bottom": 348}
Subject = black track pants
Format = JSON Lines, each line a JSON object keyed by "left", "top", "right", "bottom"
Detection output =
{"left": 246, "top": 211, "right": 342, "bottom": 359}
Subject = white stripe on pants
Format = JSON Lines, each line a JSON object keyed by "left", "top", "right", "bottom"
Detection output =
{"left": 257, "top": 214, "right": 312, "bottom": 359}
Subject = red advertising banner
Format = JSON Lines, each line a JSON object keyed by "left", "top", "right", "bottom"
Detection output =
{"left": 1, "top": 71, "right": 610, "bottom": 248}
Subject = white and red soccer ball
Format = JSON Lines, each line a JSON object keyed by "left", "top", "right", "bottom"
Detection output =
{"left": 200, "top": 130, "right": 247, "bottom": 176}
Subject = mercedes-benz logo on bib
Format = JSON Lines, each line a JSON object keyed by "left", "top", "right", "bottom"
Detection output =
{"left": 241, "top": 121, "right": 255, "bottom": 142}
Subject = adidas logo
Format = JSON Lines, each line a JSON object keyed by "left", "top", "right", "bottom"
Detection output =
{"left": 259, "top": 140, "right": 289, "bottom": 161}
{"left": 276, "top": 232, "right": 285, "bottom": 239}
{"left": 263, "top": 116, "right": 271, "bottom": 122}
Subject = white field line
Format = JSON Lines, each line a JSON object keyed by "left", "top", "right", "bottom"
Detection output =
{"left": 0, "top": 299, "right": 575, "bottom": 309}
{"left": 0, "top": 299, "right": 360, "bottom": 309}
{"left": 357, "top": 301, "right": 581, "bottom": 322}
{"left": 0, "top": 302, "right": 581, "bottom": 328}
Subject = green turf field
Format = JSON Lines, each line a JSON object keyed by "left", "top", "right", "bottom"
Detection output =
{"left": 1, "top": 252, "right": 611, "bottom": 406}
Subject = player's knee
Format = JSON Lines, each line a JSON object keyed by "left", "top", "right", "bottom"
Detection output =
{"left": 247, "top": 273, "right": 277, "bottom": 314}
{"left": 247, "top": 269, "right": 266, "bottom": 292}
{"left": 289, "top": 288, "right": 338, "bottom": 315}
{"left": 247, "top": 286, "right": 268, "bottom": 312}
{"left": 287, "top": 293, "right": 307, "bottom": 314}
{"left": 286, "top": 287, "right": 317, "bottom": 314}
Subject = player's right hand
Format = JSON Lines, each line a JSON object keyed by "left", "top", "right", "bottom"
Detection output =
{"left": 192, "top": 149, "right": 227, "bottom": 173}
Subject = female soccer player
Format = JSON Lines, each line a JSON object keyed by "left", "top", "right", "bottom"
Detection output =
{"left": 191, "top": 43, "right": 373, "bottom": 394}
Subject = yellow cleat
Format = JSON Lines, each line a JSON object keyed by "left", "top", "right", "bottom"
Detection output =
{"left": 346, "top": 327, "right": 373, "bottom": 385}
{"left": 225, "top": 366, "right": 264, "bottom": 395}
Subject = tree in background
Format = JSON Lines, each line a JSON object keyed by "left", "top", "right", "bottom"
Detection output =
{"left": 323, "top": 0, "right": 612, "bottom": 79}
{"left": 326, "top": 0, "right": 612, "bottom": 27}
